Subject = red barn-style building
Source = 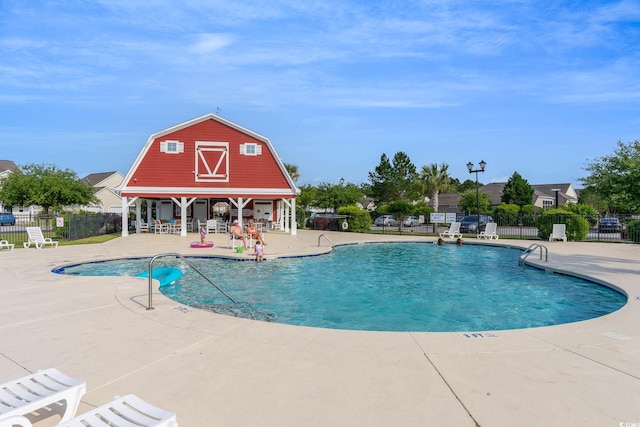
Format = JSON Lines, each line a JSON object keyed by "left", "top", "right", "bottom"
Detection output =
{"left": 119, "top": 113, "right": 299, "bottom": 236}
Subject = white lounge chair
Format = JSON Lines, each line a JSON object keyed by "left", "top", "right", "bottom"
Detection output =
{"left": 23, "top": 227, "right": 58, "bottom": 249}
{"left": 57, "top": 394, "right": 177, "bottom": 427}
{"left": 0, "top": 368, "right": 86, "bottom": 424}
{"left": 0, "top": 240, "right": 14, "bottom": 251}
{"left": 440, "top": 222, "right": 462, "bottom": 239}
{"left": 0, "top": 414, "right": 32, "bottom": 427}
{"left": 549, "top": 223, "right": 567, "bottom": 242}
{"left": 478, "top": 222, "right": 499, "bottom": 240}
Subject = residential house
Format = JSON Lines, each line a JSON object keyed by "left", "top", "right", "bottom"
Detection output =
{"left": 430, "top": 182, "right": 579, "bottom": 214}
{"left": 81, "top": 171, "right": 125, "bottom": 213}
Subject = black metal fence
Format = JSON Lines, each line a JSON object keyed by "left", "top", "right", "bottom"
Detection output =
{"left": 0, "top": 213, "right": 124, "bottom": 245}
{"left": 367, "top": 213, "right": 640, "bottom": 243}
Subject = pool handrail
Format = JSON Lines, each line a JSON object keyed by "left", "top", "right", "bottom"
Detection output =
{"left": 146, "top": 252, "right": 237, "bottom": 310}
{"left": 318, "top": 234, "right": 334, "bottom": 247}
{"left": 519, "top": 244, "right": 548, "bottom": 266}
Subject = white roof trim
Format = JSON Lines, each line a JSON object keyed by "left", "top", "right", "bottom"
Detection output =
{"left": 120, "top": 186, "right": 298, "bottom": 196}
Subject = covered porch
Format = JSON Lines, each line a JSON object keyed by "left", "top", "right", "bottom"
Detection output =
{"left": 121, "top": 195, "right": 297, "bottom": 237}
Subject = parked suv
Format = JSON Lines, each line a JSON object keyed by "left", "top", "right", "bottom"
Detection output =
{"left": 598, "top": 217, "right": 622, "bottom": 233}
{"left": 458, "top": 215, "right": 494, "bottom": 233}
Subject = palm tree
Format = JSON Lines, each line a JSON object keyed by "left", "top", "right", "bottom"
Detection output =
{"left": 284, "top": 163, "right": 299, "bottom": 183}
{"left": 420, "top": 163, "right": 454, "bottom": 213}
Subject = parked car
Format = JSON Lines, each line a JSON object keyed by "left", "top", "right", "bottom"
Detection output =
{"left": 374, "top": 215, "right": 398, "bottom": 227}
{"left": 598, "top": 217, "right": 622, "bottom": 233}
{"left": 458, "top": 215, "right": 494, "bottom": 233}
{"left": 0, "top": 212, "right": 16, "bottom": 226}
{"left": 404, "top": 216, "right": 420, "bottom": 227}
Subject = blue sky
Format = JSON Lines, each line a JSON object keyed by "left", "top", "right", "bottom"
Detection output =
{"left": 1, "top": 1, "right": 639, "bottom": 188}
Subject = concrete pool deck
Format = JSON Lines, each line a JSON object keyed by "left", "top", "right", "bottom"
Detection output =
{"left": 1, "top": 230, "right": 639, "bottom": 426}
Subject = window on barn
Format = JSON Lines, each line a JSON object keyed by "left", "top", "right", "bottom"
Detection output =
{"left": 240, "top": 143, "right": 262, "bottom": 156}
{"left": 160, "top": 140, "right": 184, "bottom": 154}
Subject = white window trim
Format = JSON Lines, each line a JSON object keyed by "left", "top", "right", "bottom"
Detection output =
{"left": 160, "top": 140, "right": 184, "bottom": 154}
{"left": 240, "top": 142, "right": 262, "bottom": 156}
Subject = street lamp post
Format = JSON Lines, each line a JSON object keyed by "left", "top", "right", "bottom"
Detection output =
{"left": 339, "top": 177, "right": 345, "bottom": 211}
{"left": 467, "top": 160, "right": 486, "bottom": 234}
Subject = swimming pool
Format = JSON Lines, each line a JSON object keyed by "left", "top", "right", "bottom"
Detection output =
{"left": 54, "top": 243, "right": 626, "bottom": 332}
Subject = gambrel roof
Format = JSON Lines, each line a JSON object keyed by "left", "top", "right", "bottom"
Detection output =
{"left": 119, "top": 114, "right": 299, "bottom": 199}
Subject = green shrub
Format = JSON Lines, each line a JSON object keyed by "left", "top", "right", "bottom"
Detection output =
{"left": 564, "top": 203, "right": 598, "bottom": 227}
{"left": 627, "top": 220, "right": 640, "bottom": 243}
{"left": 410, "top": 201, "right": 433, "bottom": 218}
{"left": 493, "top": 202, "right": 520, "bottom": 226}
{"left": 338, "top": 206, "right": 371, "bottom": 232}
{"left": 296, "top": 206, "right": 306, "bottom": 228}
{"left": 538, "top": 209, "right": 588, "bottom": 241}
{"left": 520, "top": 204, "right": 536, "bottom": 226}
{"left": 565, "top": 216, "right": 589, "bottom": 241}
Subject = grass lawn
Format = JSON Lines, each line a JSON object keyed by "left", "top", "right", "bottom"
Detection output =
{"left": 59, "top": 233, "right": 121, "bottom": 246}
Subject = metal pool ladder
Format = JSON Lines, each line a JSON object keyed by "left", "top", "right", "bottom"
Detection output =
{"left": 518, "top": 243, "right": 548, "bottom": 266}
{"left": 145, "top": 252, "right": 237, "bottom": 310}
{"left": 318, "top": 234, "right": 335, "bottom": 247}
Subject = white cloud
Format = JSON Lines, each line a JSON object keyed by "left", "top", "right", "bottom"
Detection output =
{"left": 189, "top": 33, "right": 235, "bottom": 54}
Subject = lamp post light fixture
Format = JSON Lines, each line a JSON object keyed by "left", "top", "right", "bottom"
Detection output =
{"left": 339, "top": 177, "right": 345, "bottom": 211}
{"left": 467, "top": 160, "right": 486, "bottom": 234}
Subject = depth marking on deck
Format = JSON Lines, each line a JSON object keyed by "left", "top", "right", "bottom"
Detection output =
{"left": 602, "top": 332, "right": 631, "bottom": 340}
{"left": 461, "top": 332, "right": 498, "bottom": 338}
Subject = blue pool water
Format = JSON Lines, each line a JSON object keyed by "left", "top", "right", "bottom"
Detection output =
{"left": 54, "top": 243, "right": 626, "bottom": 332}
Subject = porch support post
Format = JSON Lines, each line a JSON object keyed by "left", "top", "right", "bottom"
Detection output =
{"left": 121, "top": 196, "right": 139, "bottom": 237}
{"left": 290, "top": 198, "right": 297, "bottom": 235}
{"left": 228, "top": 197, "right": 252, "bottom": 224}
{"left": 171, "top": 196, "right": 197, "bottom": 236}
{"left": 135, "top": 199, "right": 142, "bottom": 233}
{"left": 180, "top": 197, "right": 187, "bottom": 236}
{"left": 280, "top": 198, "right": 297, "bottom": 235}
{"left": 285, "top": 204, "right": 290, "bottom": 232}
{"left": 121, "top": 196, "right": 129, "bottom": 236}
{"left": 277, "top": 201, "right": 284, "bottom": 230}
{"left": 146, "top": 199, "right": 152, "bottom": 224}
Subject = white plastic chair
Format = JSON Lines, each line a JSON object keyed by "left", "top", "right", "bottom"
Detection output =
{"left": 439, "top": 222, "right": 462, "bottom": 239}
{"left": 153, "top": 220, "right": 169, "bottom": 234}
{"left": 0, "top": 368, "right": 86, "bottom": 424}
{"left": 549, "top": 224, "right": 567, "bottom": 242}
{"left": 137, "top": 220, "right": 150, "bottom": 233}
{"left": 0, "top": 240, "right": 14, "bottom": 251}
{"left": 22, "top": 227, "right": 58, "bottom": 249}
{"left": 206, "top": 219, "right": 217, "bottom": 233}
{"left": 478, "top": 223, "right": 499, "bottom": 240}
{"left": 57, "top": 394, "right": 177, "bottom": 427}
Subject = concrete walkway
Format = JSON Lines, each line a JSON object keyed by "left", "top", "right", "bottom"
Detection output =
{"left": 1, "top": 230, "right": 639, "bottom": 426}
